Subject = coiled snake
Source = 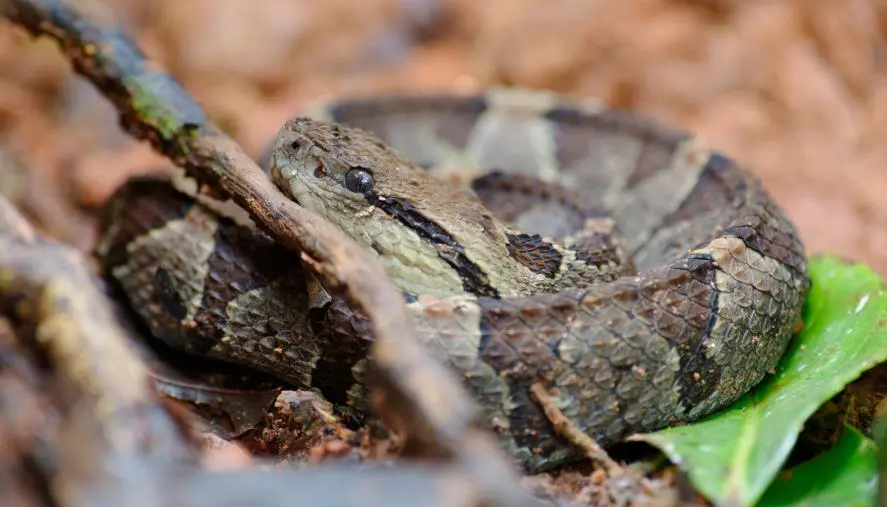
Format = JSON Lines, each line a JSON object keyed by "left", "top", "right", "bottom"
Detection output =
{"left": 96, "top": 88, "right": 809, "bottom": 472}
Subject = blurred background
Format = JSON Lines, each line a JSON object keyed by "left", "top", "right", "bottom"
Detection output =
{"left": 0, "top": 0, "right": 885, "bottom": 272}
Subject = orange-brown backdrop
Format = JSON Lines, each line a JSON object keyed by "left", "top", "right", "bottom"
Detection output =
{"left": 1, "top": 0, "right": 884, "bottom": 273}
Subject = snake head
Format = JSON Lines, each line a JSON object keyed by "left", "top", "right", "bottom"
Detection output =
{"left": 270, "top": 117, "right": 404, "bottom": 214}
{"left": 268, "top": 117, "right": 546, "bottom": 298}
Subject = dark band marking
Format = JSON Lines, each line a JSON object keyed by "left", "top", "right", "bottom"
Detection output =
{"left": 658, "top": 152, "right": 739, "bottom": 228}
{"left": 153, "top": 267, "right": 187, "bottom": 320}
{"left": 476, "top": 296, "right": 575, "bottom": 464}
{"left": 704, "top": 151, "right": 806, "bottom": 275}
{"left": 327, "top": 95, "right": 489, "bottom": 168}
{"left": 506, "top": 233, "right": 563, "bottom": 278}
{"left": 631, "top": 151, "right": 746, "bottom": 263}
{"left": 726, "top": 218, "right": 805, "bottom": 277}
{"left": 365, "top": 193, "right": 500, "bottom": 298}
{"left": 505, "top": 377, "right": 570, "bottom": 461}
{"left": 665, "top": 256, "right": 723, "bottom": 408}
{"left": 569, "top": 231, "right": 623, "bottom": 267}
{"left": 187, "top": 217, "right": 305, "bottom": 353}
{"left": 624, "top": 140, "right": 682, "bottom": 190}
{"left": 543, "top": 106, "right": 688, "bottom": 178}
{"left": 470, "top": 171, "right": 600, "bottom": 233}
{"left": 660, "top": 151, "right": 805, "bottom": 276}
{"left": 308, "top": 298, "right": 374, "bottom": 411}
{"left": 98, "top": 176, "right": 195, "bottom": 269}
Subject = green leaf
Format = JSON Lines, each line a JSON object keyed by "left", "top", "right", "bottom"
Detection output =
{"left": 632, "top": 255, "right": 887, "bottom": 506}
{"left": 757, "top": 425, "right": 877, "bottom": 507}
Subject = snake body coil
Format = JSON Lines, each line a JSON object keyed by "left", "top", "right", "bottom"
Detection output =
{"left": 97, "top": 89, "right": 809, "bottom": 472}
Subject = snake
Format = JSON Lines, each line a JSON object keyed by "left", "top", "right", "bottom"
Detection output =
{"left": 95, "top": 87, "right": 810, "bottom": 473}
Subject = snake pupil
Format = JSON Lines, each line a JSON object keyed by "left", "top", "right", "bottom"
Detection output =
{"left": 344, "top": 168, "right": 374, "bottom": 193}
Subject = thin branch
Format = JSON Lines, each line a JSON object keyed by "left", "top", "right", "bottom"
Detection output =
{"left": 0, "top": 194, "right": 198, "bottom": 507}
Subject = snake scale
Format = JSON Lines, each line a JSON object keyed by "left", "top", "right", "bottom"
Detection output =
{"left": 96, "top": 88, "right": 810, "bottom": 472}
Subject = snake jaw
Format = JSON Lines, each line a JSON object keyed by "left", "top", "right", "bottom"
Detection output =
{"left": 270, "top": 131, "right": 346, "bottom": 219}
{"left": 270, "top": 152, "right": 313, "bottom": 210}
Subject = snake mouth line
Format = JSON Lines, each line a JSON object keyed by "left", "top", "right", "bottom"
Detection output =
{"left": 269, "top": 155, "right": 322, "bottom": 207}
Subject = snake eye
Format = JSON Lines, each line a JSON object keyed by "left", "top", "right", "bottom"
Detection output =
{"left": 290, "top": 140, "right": 301, "bottom": 150}
{"left": 344, "top": 168, "right": 374, "bottom": 193}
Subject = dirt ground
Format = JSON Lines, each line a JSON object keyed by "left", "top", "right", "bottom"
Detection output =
{"left": 1, "top": 0, "right": 887, "bottom": 274}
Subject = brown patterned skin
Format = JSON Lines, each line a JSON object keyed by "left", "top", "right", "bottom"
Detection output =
{"left": 96, "top": 88, "right": 810, "bottom": 472}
